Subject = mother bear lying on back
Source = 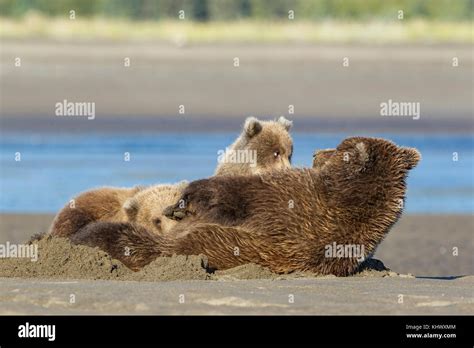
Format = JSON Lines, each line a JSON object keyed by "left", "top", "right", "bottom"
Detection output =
{"left": 72, "top": 137, "right": 420, "bottom": 276}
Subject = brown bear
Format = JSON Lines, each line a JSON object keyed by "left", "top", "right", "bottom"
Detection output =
{"left": 48, "top": 186, "right": 143, "bottom": 238}
{"left": 70, "top": 137, "right": 420, "bottom": 275}
{"left": 215, "top": 116, "right": 293, "bottom": 176}
{"left": 49, "top": 116, "right": 293, "bottom": 238}
{"left": 122, "top": 181, "right": 188, "bottom": 236}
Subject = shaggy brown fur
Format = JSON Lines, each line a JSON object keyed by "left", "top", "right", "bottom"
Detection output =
{"left": 71, "top": 221, "right": 164, "bottom": 271}
{"left": 49, "top": 186, "right": 143, "bottom": 238}
{"left": 50, "top": 116, "right": 293, "bottom": 238}
{"left": 71, "top": 137, "right": 420, "bottom": 276}
{"left": 312, "top": 149, "right": 336, "bottom": 169}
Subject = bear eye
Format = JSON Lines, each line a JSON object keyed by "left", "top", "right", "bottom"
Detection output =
{"left": 153, "top": 218, "right": 161, "bottom": 228}
{"left": 273, "top": 151, "right": 280, "bottom": 158}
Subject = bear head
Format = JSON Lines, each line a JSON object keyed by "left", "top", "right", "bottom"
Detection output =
{"left": 122, "top": 181, "right": 188, "bottom": 235}
{"left": 215, "top": 116, "right": 293, "bottom": 176}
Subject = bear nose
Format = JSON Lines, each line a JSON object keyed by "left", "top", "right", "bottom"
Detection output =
{"left": 163, "top": 205, "right": 186, "bottom": 220}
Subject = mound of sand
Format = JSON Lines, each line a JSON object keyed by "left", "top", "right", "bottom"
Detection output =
{"left": 0, "top": 236, "right": 411, "bottom": 281}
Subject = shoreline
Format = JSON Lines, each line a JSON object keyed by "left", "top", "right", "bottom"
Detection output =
{"left": 2, "top": 116, "right": 473, "bottom": 134}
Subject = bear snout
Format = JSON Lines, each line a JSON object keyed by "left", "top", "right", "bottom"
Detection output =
{"left": 163, "top": 204, "right": 186, "bottom": 221}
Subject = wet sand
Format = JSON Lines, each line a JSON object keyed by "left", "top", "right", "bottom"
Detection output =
{"left": 1, "top": 42, "right": 472, "bottom": 133}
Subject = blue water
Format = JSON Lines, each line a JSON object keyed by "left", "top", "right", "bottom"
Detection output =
{"left": 0, "top": 132, "right": 472, "bottom": 213}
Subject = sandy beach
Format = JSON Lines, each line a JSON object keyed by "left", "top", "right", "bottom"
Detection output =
{"left": 0, "top": 6, "right": 472, "bottom": 345}
{"left": 1, "top": 276, "right": 472, "bottom": 315}
{"left": 1, "top": 41, "right": 472, "bottom": 315}
{"left": 0, "top": 213, "right": 472, "bottom": 315}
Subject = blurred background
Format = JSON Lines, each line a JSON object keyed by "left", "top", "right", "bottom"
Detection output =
{"left": 0, "top": 0, "right": 472, "bottom": 276}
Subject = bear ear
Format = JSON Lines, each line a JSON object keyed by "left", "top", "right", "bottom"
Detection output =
{"left": 244, "top": 116, "right": 263, "bottom": 138}
{"left": 312, "top": 148, "right": 335, "bottom": 169}
{"left": 277, "top": 116, "right": 293, "bottom": 131}
{"left": 399, "top": 147, "right": 421, "bottom": 170}
{"left": 123, "top": 198, "right": 139, "bottom": 221}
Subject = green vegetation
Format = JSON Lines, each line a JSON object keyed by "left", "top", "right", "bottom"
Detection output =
{"left": 1, "top": 1, "right": 471, "bottom": 43}
{"left": 0, "top": 0, "right": 472, "bottom": 21}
